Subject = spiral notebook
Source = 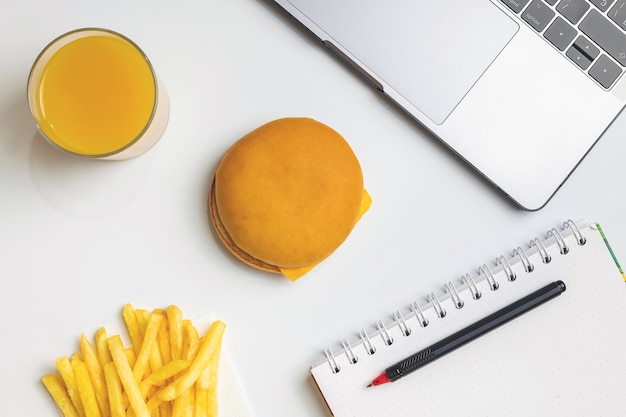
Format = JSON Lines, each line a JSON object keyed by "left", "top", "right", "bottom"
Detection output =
{"left": 310, "top": 221, "right": 626, "bottom": 416}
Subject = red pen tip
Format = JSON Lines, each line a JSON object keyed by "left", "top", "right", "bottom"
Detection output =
{"left": 367, "top": 372, "right": 391, "bottom": 387}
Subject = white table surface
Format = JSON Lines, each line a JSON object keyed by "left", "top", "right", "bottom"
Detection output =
{"left": 2, "top": 1, "right": 625, "bottom": 416}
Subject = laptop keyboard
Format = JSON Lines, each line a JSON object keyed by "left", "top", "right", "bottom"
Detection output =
{"left": 500, "top": 0, "right": 626, "bottom": 89}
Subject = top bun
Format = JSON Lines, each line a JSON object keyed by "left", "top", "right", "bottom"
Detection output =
{"left": 209, "top": 118, "right": 370, "bottom": 280}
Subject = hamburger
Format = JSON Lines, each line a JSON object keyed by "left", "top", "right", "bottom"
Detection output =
{"left": 209, "top": 117, "right": 371, "bottom": 280}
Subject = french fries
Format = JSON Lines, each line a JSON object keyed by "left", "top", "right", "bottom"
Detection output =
{"left": 42, "top": 305, "right": 225, "bottom": 417}
{"left": 159, "top": 321, "right": 225, "bottom": 403}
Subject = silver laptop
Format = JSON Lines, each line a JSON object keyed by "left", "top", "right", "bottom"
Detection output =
{"left": 269, "top": 0, "right": 626, "bottom": 210}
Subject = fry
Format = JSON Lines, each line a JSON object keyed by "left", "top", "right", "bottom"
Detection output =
{"left": 80, "top": 333, "right": 110, "bottom": 417}
{"left": 194, "top": 323, "right": 222, "bottom": 417}
{"left": 197, "top": 336, "right": 220, "bottom": 391}
{"left": 167, "top": 306, "right": 183, "bottom": 362}
{"left": 146, "top": 312, "right": 164, "bottom": 375}
{"left": 71, "top": 355, "right": 101, "bottom": 417}
{"left": 95, "top": 328, "right": 112, "bottom": 369}
{"left": 156, "top": 317, "right": 172, "bottom": 365}
{"left": 141, "top": 360, "right": 190, "bottom": 391}
{"left": 206, "top": 380, "right": 218, "bottom": 417}
{"left": 182, "top": 320, "right": 199, "bottom": 362}
{"left": 108, "top": 335, "right": 150, "bottom": 417}
{"left": 135, "top": 309, "right": 150, "bottom": 337}
{"left": 171, "top": 387, "right": 193, "bottom": 417}
{"left": 159, "top": 402, "right": 172, "bottom": 417}
{"left": 133, "top": 310, "right": 163, "bottom": 383}
{"left": 139, "top": 360, "right": 190, "bottom": 399}
{"left": 103, "top": 362, "right": 125, "bottom": 417}
{"left": 146, "top": 389, "right": 164, "bottom": 411}
{"left": 122, "top": 304, "right": 142, "bottom": 356}
{"left": 149, "top": 341, "right": 164, "bottom": 380}
{"left": 56, "top": 356, "right": 86, "bottom": 417}
{"left": 193, "top": 385, "right": 208, "bottom": 417}
{"left": 42, "top": 373, "right": 80, "bottom": 417}
{"left": 158, "top": 321, "right": 226, "bottom": 402}
{"left": 125, "top": 347, "right": 137, "bottom": 369}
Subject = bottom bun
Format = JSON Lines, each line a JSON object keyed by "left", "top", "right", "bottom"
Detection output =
{"left": 209, "top": 176, "right": 281, "bottom": 274}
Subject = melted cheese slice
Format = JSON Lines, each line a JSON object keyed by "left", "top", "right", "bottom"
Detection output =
{"left": 280, "top": 189, "right": 372, "bottom": 281}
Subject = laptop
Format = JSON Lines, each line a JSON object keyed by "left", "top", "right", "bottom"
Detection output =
{"left": 268, "top": 0, "right": 626, "bottom": 210}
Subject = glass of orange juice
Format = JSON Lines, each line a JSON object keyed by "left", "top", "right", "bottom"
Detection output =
{"left": 27, "top": 28, "right": 169, "bottom": 159}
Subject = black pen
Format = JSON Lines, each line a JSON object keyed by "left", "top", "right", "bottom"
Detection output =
{"left": 367, "top": 280, "right": 566, "bottom": 387}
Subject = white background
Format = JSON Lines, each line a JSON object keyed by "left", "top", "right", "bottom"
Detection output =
{"left": 1, "top": 1, "right": 625, "bottom": 416}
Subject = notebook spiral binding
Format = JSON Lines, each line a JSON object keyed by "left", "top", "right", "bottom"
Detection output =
{"left": 323, "top": 219, "right": 588, "bottom": 374}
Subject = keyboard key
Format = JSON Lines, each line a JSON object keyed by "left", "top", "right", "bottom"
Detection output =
{"left": 500, "top": 0, "right": 532, "bottom": 12}
{"left": 590, "top": 0, "right": 616, "bottom": 12}
{"left": 567, "top": 45, "right": 594, "bottom": 68}
{"left": 523, "top": 0, "right": 557, "bottom": 31}
{"left": 573, "top": 36, "right": 600, "bottom": 60}
{"left": 608, "top": 0, "right": 626, "bottom": 30}
{"left": 589, "top": 54, "right": 623, "bottom": 87}
{"left": 545, "top": 17, "right": 578, "bottom": 50}
{"left": 580, "top": 9, "right": 626, "bottom": 66}
{"left": 546, "top": 0, "right": 559, "bottom": 4}
{"left": 557, "top": 0, "right": 591, "bottom": 24}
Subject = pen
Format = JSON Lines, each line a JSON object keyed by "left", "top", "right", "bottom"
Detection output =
{"left": 367, "top": 280, "right": 566, "bottom": 387}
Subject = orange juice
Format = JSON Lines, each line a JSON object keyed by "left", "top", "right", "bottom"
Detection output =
{"left": 32, "top": 32, "right": 156, "bottom": 156}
